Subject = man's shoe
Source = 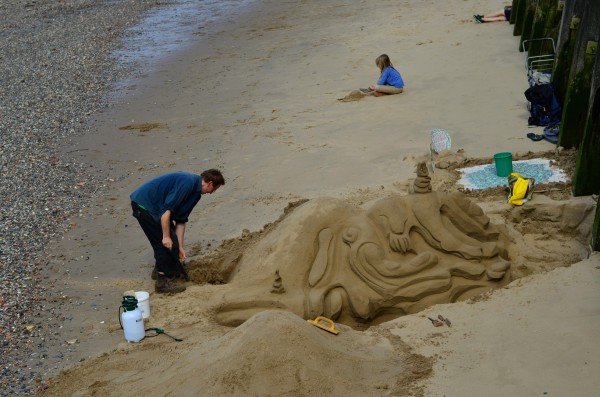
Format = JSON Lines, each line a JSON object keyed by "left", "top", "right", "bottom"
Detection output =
{"left": 152, "top": 269, "right": 185, "bottom": 281}
{"left": 170, "top": 272, "right": 186, "bottom": 280}
{"left": 155, "top": 275, "right": 186, "bottom": 294}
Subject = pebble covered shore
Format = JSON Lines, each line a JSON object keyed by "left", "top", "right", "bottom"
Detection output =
{"left": 0, "top": 1, "right": 166, "bottom": 394}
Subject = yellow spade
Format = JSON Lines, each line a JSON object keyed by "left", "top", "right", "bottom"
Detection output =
{"left": 307, "top": 316, "right": 340, "bottom": 335}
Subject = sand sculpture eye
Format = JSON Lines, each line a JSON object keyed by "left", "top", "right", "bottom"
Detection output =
{"left": 342, "top": 227, "right": 358, "bottom": 244}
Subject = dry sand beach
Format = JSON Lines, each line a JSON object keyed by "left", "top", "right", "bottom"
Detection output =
{"left": 3, "top": 0, "right": 597, "bottom": 395}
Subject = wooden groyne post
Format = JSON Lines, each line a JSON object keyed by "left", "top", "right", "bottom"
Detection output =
{"left": 513, "top": 0, "right": 599, "bottom": 249}
{"left": 528, "top": 0, "right": 562, "bottom": 55}
{"left": 557, "top": 0, "right": 598, "bottom": 150}
{"left": 571, "top": 42, "right": 599, "bottom": 196}
{"left": 552, "top": 0, "right": 579, "bottom": 101}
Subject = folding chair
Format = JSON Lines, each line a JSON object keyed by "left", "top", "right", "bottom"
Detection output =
{"left": 522, "top": 38, "right": 556, "bottom": 87}
{"left": 430, "top": 129, "right": 451, "bottom": 172}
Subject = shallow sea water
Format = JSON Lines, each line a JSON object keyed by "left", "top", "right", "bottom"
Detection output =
{"left": 111, "top": 0, "right": 256, "bottom": 92}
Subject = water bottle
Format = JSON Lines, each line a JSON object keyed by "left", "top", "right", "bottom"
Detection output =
{"left": 120, "top": 296, "right": 145, "bottom": 342}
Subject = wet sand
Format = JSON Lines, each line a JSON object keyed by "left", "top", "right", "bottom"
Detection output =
{"left": 39, "top": 0, "right": 600, "bottom": 395}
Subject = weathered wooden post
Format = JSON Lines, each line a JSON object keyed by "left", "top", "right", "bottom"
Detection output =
{"left": 518, "top": 0, "right": 539, "bottom": 50}
{"left": 539, "top": 0, "right": 563, "bottom": 43}
{"left": 557, "top": 0, "right": 599, "bottom": 149}
{"left": 510, "top": 0, "right": 521, "bottom": 25}
{"left": 513, "top": 0, "right": 528, "bottom": 35}
{"left": 571, "top": 45, "right": 600, "bottom": 197}
{"left": 526, "top": 0, "right": 562, "bottom": 56}
{"left": 553, "top": 0, "right": 580, "bottom": 102}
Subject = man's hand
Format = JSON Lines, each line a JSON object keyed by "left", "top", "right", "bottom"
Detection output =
{"left": 178, "top": 247, "right": 186, "bottom": 261}
{"left": 162, "top": 236, "right": 173, "bottom": 249}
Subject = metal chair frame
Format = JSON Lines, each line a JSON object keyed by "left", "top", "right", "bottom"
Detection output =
{"left": 522, "top": 38, "right": 556, "bottom": 86}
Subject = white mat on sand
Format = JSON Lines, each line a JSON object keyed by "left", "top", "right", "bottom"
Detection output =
{"left": 457, "top": 159, "right": 568, "bottom": 190}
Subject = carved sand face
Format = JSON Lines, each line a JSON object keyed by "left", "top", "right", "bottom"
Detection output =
{"left": 215, "top": 193, "right": 510, "bottom": 328}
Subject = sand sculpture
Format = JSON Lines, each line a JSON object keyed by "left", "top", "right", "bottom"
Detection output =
{"left": 270, "top": 270, "right": 285, "bottom": 294}
{"left": 216, "top": 162, "right": 511, "bottom": 327}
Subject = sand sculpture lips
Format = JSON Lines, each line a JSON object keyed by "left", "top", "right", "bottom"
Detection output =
{"left": 215, "top": 163, "right": 511, "bottom": 328}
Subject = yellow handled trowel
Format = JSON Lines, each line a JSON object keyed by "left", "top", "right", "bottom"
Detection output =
{"left": 307, "top": 316, "right": 340, "bottom": 335}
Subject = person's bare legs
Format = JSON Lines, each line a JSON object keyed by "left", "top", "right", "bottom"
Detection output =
{"left": 480, "top": 8, "right": 508, "bottom": 22}
{"left": 483, "top": 9, "right": 505, "bottom": 18}
{"left": 482, "top": 15, "right": 507, "bottom": 22}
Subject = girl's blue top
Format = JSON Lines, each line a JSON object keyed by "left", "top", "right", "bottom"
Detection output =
{"left": 377, "top": 66, "right": 404, "bottom": 88}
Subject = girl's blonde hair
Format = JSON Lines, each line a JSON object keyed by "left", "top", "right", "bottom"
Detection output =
{"left": 375, "top": 54, "right": 393, "bottom": 73}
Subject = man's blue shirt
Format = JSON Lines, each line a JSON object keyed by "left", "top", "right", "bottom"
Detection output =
{"left": 130, "top": 171, "right": 202, "bottom": 224}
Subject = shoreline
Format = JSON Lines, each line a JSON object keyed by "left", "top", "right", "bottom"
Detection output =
{"left": 0, "top": 0, "right": 202, "bottom": 394}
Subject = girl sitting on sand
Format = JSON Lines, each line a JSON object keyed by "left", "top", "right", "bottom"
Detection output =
{"left": 362, "top": 54, "right": 404, "bottom": 97}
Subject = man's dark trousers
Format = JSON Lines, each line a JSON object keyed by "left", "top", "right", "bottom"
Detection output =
{"left": 131, "top": 202, "right": 180, "bottom": 276}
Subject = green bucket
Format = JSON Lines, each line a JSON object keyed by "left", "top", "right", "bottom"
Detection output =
{"left": 493, "top": 152, "right": 513, "bottom": 177}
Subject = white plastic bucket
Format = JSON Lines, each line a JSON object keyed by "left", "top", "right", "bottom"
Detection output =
{"left": 134, "top": 291, "right": 150, "bottom": 319}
